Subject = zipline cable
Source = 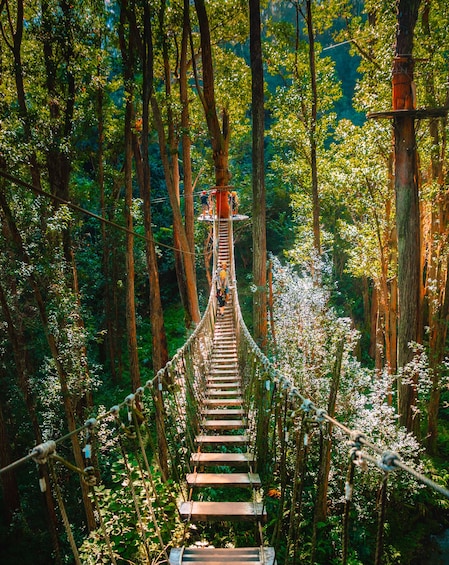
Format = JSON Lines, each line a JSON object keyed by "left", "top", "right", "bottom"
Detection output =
{"left": 0, "top": 169, "right": 196, "bottom": 256}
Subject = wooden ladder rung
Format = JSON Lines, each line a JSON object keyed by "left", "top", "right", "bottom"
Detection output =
{"left": 206, "top": 390, "right": 241, "bottom": 397}
{"left": 207, "top": 382, "right": 241, "bottom": 389}
{"left": 202, "top": 419, "right": 245, "bottom": 429}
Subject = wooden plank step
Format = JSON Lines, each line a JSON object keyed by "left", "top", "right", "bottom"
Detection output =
{"left": 207, "top": 382, "right": 241, "bottom": 389}
{"left": 207, "top": 373, "right": 239, "bottom": 379}
{"left": 195, "top": 434, "right": 248, "bottom": 445}
{"left": 207, "top": 375, "right": 239, "bottom": 381}
{"left": 190, "top": 452, "right": 253, "bottom": 466}
{"left": 201, "top": 419, "right": 245, "bottom": 430}
{"left": 201, "top": 409, "right": 245, "bottom": 418}
{"left": 175, "top": 547, "right": 275, "bottom": 565}
{"left": 169, "top": 547, "right": 276, "bottom": 565}
{"left": 186, "top": 472, "right": 261, "bottom": 488}
{"left": 203, "top": 398, "right": 243, "bottom": 406}
{"left": 206, "top": 390, "right": 241, "bottom": 397}
{"left": 179, "top": 501, "right": 266, "bottom": 522}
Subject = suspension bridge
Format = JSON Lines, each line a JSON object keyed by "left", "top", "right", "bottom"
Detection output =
{"left": 1, "top": 211, "right": 449, "bottom": 565}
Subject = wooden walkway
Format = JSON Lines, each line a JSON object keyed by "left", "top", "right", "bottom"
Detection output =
{"left": 170, "top": 220, "right": 276, "bottom": 565}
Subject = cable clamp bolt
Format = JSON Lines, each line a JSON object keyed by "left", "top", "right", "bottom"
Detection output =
{"left": 31, "top": 441, "right": 56, "bottom": 464}
{"left": 84, "top": 417, "right": 97, "bottom": 429}
{"left": 315, "top": 408, "right": 327, "bottom": 423}
{"left": 83, "top": 466, "right": 97, "bottom": 487}
{"left": 349, "top": 430, "right": 365, "bottom": 449}
{"left": 378, "top": 451, "right": 399, "bottom": 472}
{"left": 301, "top": 399, "right": 313, "bottom": 413}
{"left": 125, "top": 393, "right": 135, "bottom": 406}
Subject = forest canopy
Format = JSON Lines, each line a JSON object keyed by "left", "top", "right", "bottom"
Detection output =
{"left": 1, "top": 0, "right": 449, "bottom": 563}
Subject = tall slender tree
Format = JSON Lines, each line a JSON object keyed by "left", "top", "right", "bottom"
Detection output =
{"left": 250, "top": 0, "right": 267, "bottom": 347}
{"left": 194, "top": 0, "right": 232, "bottom": 217}
{"left": 393, "top": 0, "right": 421, "bottom": 433}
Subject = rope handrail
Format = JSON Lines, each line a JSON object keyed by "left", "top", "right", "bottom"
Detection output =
{"left": 231, "top": 267, "right": 449, "bottom": 500}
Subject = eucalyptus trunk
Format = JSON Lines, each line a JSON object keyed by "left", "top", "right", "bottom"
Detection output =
{"left": 194, "top": 0, "right": 232, "bottom": 215}
{"left": 250, "top": 0, "right": 267, "bottom": 348}
{"left": 306, "top": 0, "right": 321, "bottom": 255}
{"left": 393, "top": 0, "right": 421, "bottom": 433}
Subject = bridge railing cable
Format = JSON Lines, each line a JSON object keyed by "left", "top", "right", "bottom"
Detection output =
{"left": 229, "top": 248, "right": 449, "bottom": 562}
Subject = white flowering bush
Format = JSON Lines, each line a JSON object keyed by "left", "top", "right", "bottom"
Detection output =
{"left": 267, "top": 255, "right": 436, "bottom": 564}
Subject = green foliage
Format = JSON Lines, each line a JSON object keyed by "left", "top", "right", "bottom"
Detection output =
{"left": 79, "top": 458, "right": 182, "bottom": 564}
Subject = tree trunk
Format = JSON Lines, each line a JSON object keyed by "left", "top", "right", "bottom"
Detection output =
{"left": 194, "top": 0, "right": 232, "bottom": 213}
{"left": 9, "top": 0, "right": 41, "bottom": 188}
{"left": 0, "top": 281, "right": 62, "bottom": 560}
{"left": 0, "top": 400, "right": 20, "bottom": 523}
{"left": 181, "top": 0, "right": 195, "bottom": 254}
{"left": 311, "top": 340, "right": 344, "bottom": 563}
{"left": 0, "top": 191, "right": 96, "bottom": 530}
{"left": 306, "top": 0, "right": 320, "bottom": 255}
{"left": 421, "top": 0, "right": 449, "bottom": 453}
{"left": 250, "top": 0, "right": 267, "bottom": 348}
{"left": 118, "top": 0, "right": 141, "bottom": 392}
{"left": 393, "top": 0, "right": 421, "bottom": 433}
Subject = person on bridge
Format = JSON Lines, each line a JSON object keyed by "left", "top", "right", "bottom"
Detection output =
{"left": 216, "top": 287, "right": 226, "bottom": 317}
{"left": 217, "top": 261, "right": 230, "bottom": 302}
{"left": 200, "top": 190, "right": 210, "bottom": 218}
{"left": 229, "top": 190, "right": 239, "bottom": 216}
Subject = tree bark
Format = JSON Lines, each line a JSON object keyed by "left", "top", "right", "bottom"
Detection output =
{"left": 306, "top": 0, "right": 321, "bottom": 255}
{"left": 0, "top": 280, "right": 62, "bottom": 560}
{"left": 194, "top": 0, "right": 232, "bottom": 216}
{"left": 311, "top": 340, "right": 344, "bottom": 563}
{"left": 118, "top": 0, "right": 141, "bottom": 392}
{"left": 393, "top": 0, "right": 421, "bottom": 433}
{"left": 250, "top": 0, "right": 267, "bottom": 348}
{"left": 0, "top": 191, "right": 96, "bottom": 530}
{"left": 181, "top": 0, "right": 195, "bottom": 254}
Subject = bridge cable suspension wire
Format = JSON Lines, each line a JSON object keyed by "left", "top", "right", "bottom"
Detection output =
{"left": 0, "top": 169, "right": 196, "bottom": 256}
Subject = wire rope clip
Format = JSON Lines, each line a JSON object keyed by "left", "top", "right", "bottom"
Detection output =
{"left": 314, "top": 408, "right": 327, "bottom": 423}
{"left": 31, "top": 440, "right": 56, "bottom": 465}
{"left": 378, "top": 451, "right": 399, "bottom": 472}
{"left": 125, "top": 393, "right": 135, "bottom": 406}
{"left": 84, "top": 417, "right": 97, "bottom": 430}
{"left": 301, "top": 398, "right": 313, "bottom": 414}
{"left": 83, "top": 466, "right": 97, "bottom": 487}
{"left": 348, "top": 430, "right": 365, "bottom": 450}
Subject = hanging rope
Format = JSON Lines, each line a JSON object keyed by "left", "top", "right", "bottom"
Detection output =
{"left": 129, "top": 397, "right": 170, "bottom": 564}
{"left": 111, "top": 407, "right": 153, "bottom": 563}
{"left": 342, "top": 454, "right": 356, "bottom": 565}
{"left": 48, "top": 459, "right": 82, "bottom": 565}
{"left": 374, "top": 472, "right": 389, "bottom": 565}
